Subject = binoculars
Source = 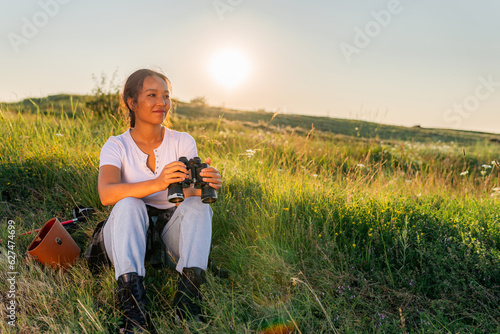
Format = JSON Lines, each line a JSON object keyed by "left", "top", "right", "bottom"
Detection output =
{"left": 167, "top": 157, "right": 217, "bottom": 204}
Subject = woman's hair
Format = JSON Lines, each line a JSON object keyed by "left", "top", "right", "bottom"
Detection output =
{"left": 121, "top": 69, "right": 173, "bottom": 128}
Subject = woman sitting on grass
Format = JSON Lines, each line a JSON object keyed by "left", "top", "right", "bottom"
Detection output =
{"left": 97, "top": 68, "right": 222, "bottom": 332}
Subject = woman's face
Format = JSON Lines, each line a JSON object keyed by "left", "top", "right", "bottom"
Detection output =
{"left": 128, "top": 75, "right": 171, "bottom": 127}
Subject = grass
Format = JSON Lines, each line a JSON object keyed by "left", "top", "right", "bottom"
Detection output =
{"left": 0, "top": 97, "right": 499, "bottom": 333}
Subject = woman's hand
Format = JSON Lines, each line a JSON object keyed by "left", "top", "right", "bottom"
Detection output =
{"left": 98, "top": 163, "right": 184, "bottom": 206}
{"left": 156, "top": 160, "right": 189, "bottom": 191}
{"left": 200, "top": 158, "right": 222, "bottom": 190}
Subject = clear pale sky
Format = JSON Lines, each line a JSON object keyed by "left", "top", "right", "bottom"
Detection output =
{"left": 1, "top": 0, "right": 499, "bottom": 133}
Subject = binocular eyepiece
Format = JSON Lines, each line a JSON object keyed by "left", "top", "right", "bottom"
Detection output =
{"left": 167, "top": 156, "right": 217, "bottom": 204}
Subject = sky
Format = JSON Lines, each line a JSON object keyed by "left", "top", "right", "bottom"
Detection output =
{"left": 1, "top": 0, "right": 500, "bottom": 133}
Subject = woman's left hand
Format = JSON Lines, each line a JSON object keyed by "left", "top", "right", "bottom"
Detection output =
{"left": 200, "top": 158, "right": 222, "bottom": 190}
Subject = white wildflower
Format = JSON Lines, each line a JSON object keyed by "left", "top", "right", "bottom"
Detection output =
{"left": 460, "top": 171, "right": 469, "bottom": 176}
{"left": 356, "top": 164, "right": 365, "bottom": 168}
{"left": 245, "top": 149, "right": 256, "bottom": 157}
{"left": 482, "top": 164, "right": 492, "bottom": 169}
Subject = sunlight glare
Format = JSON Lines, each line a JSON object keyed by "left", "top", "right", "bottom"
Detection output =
{"left": 210, "top": 49, "right": 250, "bottom": 89}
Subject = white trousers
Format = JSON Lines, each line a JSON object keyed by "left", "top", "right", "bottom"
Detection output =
{"left": 103, "top": 197, "right": 212, "bottom": 280}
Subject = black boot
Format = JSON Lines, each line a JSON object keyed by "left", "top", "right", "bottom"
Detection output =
{"left": 117, "top": 272, "right": 150, "bottom": 333}
{"left": 173, "top": 267, "right": 206, "bottom": 321}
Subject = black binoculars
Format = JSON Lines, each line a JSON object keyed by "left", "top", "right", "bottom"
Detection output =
{"left": 167, "top": 157, "right": 217, "bottom": 204}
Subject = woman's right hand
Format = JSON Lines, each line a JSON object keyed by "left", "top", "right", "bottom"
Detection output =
{"left": 155, "top": 161, "right": 188, "bottom": 190}
{"left": 98, "top": 161, "right": 188, "bottom": 206}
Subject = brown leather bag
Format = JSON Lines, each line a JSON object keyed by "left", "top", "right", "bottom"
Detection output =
{"left": 27, "top": 218, "right": 81, "bottom": 270}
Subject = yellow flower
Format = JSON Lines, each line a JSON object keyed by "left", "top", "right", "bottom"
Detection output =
{"left": 284, "top": 208, "right": 289, "bottom": 211}
{"left": 352, "top": 244, "right": 356, "bottom": 248}
{"left": 318, "top": 234, "right": 322, "bottom": 237}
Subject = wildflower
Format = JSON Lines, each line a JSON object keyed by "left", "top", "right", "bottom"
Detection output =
{"left": 318, "top": 234, "right": 322, "bottom": 237}
{"left": 460, "top": 171, "right": 469, "bottom": 176}
{"left": 55, "top": 133, "right": 63, "bottom": 137}
{"left": 356, "top": 164, "right": 365, "bottom": 168}
{"left": 284, "top": 208, "right": 289, "bottom": 211}
{"left": 312, "top": 174, "right": 318, "bottom": 177}
{"left": 482, "top": 164, "right": 492, "bottom": 169}
{"left": 245, "top": 149, "right": 256, "bottom": 157}
{"left": 352, "top": 244, "right": 356, "bottom": 248}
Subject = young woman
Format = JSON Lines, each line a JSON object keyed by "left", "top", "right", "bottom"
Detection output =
{"left": 98, "top": 68, "right": 222, "bottom": 332}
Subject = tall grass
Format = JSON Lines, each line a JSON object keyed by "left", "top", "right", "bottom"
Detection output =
{"left": 1, "top": 102, "right": 499, "bottom": 333}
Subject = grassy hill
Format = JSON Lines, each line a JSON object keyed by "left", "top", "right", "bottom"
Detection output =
{"left": 174, "top": 102, "right": 500, "bottom": 144}
{"left": 4, "top": 94, "right": 500, "bottom": 144}
{"left": 0, "top": 95, "right": 499, "bottom": 333}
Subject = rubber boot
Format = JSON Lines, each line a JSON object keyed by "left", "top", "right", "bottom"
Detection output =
{"left": 117, "top": 272, "right": 150, "bottom": 333}
{"left": 173, "top": 267, "right": 206, "bottom": 321}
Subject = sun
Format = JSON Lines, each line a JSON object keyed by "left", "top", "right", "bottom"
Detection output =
{"left": 209, "top": 49, "right": 250, "bottom": 89}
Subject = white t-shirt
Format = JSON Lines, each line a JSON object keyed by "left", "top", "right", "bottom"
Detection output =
{"left": 99, "top": 126, "right": 197, "bottom": 209}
